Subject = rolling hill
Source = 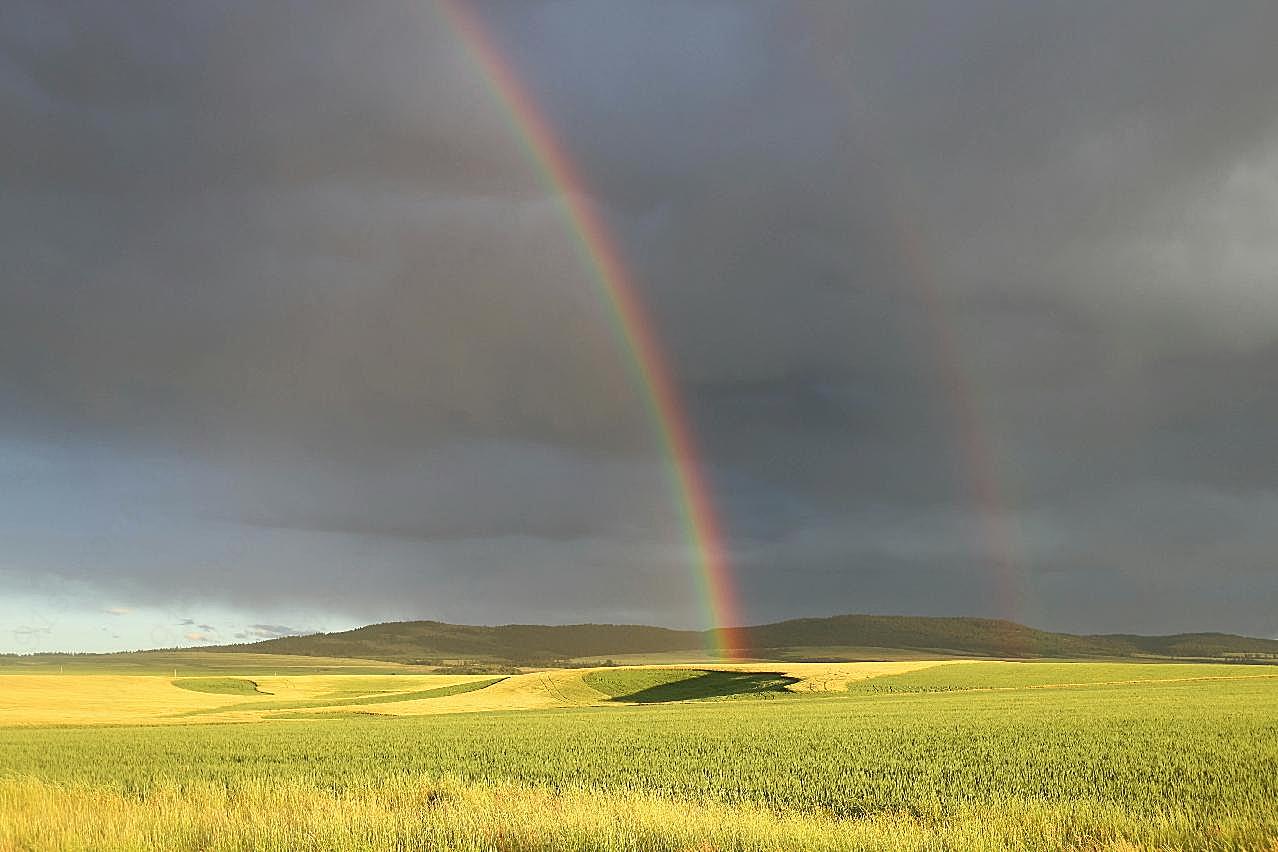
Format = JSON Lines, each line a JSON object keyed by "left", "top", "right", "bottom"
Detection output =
{"left": 207, "top": 614, "right": 1278, "bottom": 666}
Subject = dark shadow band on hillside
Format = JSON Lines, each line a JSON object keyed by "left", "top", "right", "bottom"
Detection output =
{"left": 603, "top": 670, "right": 800, "bottom": 703}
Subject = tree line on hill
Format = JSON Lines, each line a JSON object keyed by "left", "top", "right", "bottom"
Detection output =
{"left": 205, "top": 614, "right": 1278, "bottom": 667}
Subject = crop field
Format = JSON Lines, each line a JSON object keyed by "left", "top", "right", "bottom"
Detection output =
{"left": 0, "top": 661, "right": 945, "bottom": 726}
{"left": 1, "top": 660, "right": 1277, "bottom": 849}
{"left": 843, "top": 660, "right": 1277, "bottom": 693}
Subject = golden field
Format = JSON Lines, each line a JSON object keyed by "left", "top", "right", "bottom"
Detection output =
{"left": 0, "top": 660, "right": 954, "bottom": 726}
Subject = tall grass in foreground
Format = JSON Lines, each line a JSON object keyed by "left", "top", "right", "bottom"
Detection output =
{"left": 2, "top": 775, "right": 1276, "bottom": 851}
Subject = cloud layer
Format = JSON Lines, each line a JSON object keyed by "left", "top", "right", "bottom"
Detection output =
{"left": 3, "top": 0, "right": 1277, "bottom": 646}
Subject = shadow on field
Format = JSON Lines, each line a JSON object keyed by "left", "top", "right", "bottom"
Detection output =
{"left": 609, "top": 671, "right": 800, "bottom": 703}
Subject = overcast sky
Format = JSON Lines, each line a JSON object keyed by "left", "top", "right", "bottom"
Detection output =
{"left": 4, "top": 1, "right": 1278, "bottom": 652}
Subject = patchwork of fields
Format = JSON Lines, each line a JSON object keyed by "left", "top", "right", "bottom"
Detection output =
{"left": 0, "top": 660, "right": 953, "bottom": 725}
{"left": 2, "top": 660, "right": 1277, "bottom": 849}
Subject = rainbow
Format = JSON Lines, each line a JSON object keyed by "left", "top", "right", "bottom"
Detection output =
{"left": 893, "top": 219, "right": 1025, "bottom": 625}
{"left": 438, "top": 0, "right": 747, "bottom": 658}
{"left": 794, "top": 6, "right": 1028, "bottom": 628}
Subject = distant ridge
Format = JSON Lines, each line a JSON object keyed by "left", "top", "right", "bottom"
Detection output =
{"left": 210, "top": 614, "right": 1278, "bottom": 666}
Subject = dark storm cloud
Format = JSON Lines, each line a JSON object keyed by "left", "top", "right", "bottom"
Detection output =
{"left": 3, "top": 0, "right": 1277, "bottom": 642}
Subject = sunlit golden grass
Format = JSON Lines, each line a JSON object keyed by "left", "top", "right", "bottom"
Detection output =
{"left": 9, "top": 659, "right": 1256, "bottom": 726}
{"left": 0, "top": 676, "right": 250, "bottom": 726}
{"left": 1, "top": 775, "right": 1274, "bottom": 852}
{"left": 244, "top": 673, "right": 488, "bottom": 702}
{"left": 0, "top": 673, "right": 493, "bottom": 726}
{"left": 255, "top": 662, "right": 958, "bottom": 718}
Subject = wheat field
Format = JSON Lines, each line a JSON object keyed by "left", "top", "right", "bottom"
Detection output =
{"left": 0, "top": 660, "right": 954, "bottom": 725}
{"left": 2, "top": 661, "right": 1277, "bottom": 850}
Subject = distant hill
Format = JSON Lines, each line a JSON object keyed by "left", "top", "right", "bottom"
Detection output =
{"left": 209, "top": 615, "right": 1278, "bottom": 666}
{"left": 217, "top": 621, "right": 702, "bottom": 666}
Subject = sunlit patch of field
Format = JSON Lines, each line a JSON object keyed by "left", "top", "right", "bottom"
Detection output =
{"left": 0, "top": 662, "right": 967, "bottom": 726}
{"left": 6, "top": 660, "right": 1276, "bottom": 726}
{"left": 197, "top": 678, "right": 505, "bottom": 721}
{"left": 337, "top": 668, "right": 609, "bottom": 716}
{"left": 245, "top": 674, "right": 487, "bottom": 702}
{"left": 0, "top": 674, "right": 498, "bottom": 726}
{"left": 0, "top": 676, "right": 252, "bottom": 726}
{"left": 258, "top": 662, "right": 963, "bottom": 718}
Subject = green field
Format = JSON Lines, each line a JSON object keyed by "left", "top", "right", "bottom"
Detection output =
{"left": 2, "top": 661, "right": 1276, "bottom": 849}
{"left": 844, "top": 660, "right": 1276, "bottom": 693}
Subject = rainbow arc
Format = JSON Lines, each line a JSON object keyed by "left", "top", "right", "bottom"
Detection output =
{"left": 439, "top": 0, "right": 746, "bottom": 657}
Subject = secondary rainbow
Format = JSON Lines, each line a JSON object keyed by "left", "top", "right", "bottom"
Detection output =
{"left": 438, "top": 0, "right": 746, "bottom": 657}
{"left": 796, "top": 5, "right": 1028, "bottom": 629}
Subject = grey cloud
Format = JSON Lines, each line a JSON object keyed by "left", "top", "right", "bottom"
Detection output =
{"left": 2, "top": 1, "right": 1277, "bottom": 644}
{"left": 236, "top": 624, "right": 309, "bottom": 640}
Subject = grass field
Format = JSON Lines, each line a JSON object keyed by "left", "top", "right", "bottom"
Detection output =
{"left": 2, "top": 660, "right": 1276, "bottom": 849}
{"left": 844, "top": 660, "right": 1278, "bottom": 693}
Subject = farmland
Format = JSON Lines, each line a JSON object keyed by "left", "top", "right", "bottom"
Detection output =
{"left": 1, "top": 660, "right": 1277, "bottom": 849}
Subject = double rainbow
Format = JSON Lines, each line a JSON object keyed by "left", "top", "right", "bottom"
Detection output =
{"left": 439, "top": 0, "right": 747, "bottom": 657}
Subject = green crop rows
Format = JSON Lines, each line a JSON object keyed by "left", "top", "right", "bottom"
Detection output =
{"left": 2, "top": 666, "right": 1277, "bottom": 849}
